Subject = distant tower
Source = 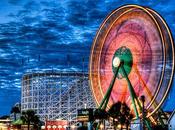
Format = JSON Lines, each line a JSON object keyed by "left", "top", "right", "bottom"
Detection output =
{"left": 21, "top": 71, "right": 96, "bottom": 122}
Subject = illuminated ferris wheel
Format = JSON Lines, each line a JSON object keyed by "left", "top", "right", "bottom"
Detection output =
{"left": 89, "top": 4, "right": 174, "bottom": 125}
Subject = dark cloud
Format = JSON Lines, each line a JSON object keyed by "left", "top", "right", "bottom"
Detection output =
{"left": 8, "top": 0, "right": 23, "bottom": 5}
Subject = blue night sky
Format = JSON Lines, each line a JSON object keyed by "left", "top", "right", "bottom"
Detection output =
{"left": 0, "top": 0, "right": 175, "bottom": 116}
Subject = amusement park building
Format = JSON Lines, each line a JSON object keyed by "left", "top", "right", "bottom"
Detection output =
{"left": 21, "top": 71, "right": 96, "bottom": 122}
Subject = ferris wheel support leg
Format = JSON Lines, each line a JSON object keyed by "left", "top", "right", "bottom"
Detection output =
{"left": 95, "top": 65, "right": 120, "bottom": 130}
{"left": 120, "top": 65, "right": 152, "bottom": 130}
{"left": 120, "top": 65, "right": 139, "bottom": 119}
{"left": 99, "top": 64, "right": 120, "bottom": 110}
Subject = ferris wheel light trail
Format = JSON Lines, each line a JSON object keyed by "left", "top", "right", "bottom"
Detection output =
{"left": 89, "top": 5, "right": 174, "bottom": 125}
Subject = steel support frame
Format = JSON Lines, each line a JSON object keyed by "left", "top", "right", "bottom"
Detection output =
{"left": 97, "top": 62, "right": 152, "bottom": 130}
{"left": 21, "top": 72, "right": 96, "bottom": 123}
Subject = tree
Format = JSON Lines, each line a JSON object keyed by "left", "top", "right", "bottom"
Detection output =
{"left": 108, "top": 102, "right": 133, "bottom": 130}
{"left": 108, "top": 102, "right": 121, "bottom": 118}
{"left": 0, "top": 115, "right": 10, "bottom": 119}
{"left": 33, "top": 114, "right": 41, "bottom": 130}
{"left": 11, "top": 106, "right": 20, "bottom": 121}
{"left": 21, "top": 109, "right": 40, "bottom": 130}
{"left": 119, "top": 103, "right": 133, "bottom": 130}
{"left": 108, "top": 102, "right": 122, "bottom": 130}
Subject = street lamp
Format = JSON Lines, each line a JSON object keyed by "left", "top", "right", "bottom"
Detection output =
{"left": 100, "top": 123, "right": 104, "bottom": 130}
{"left": 47, "top": 125, "right": 51, "bottom": 130}
{"left": 58, "top": 125, "right": 62, "bottom": 130}
{"left": 140, "top": 95, "right": 145, "bottom": 130}
{"left": 52, "top": 125, "right": 56, "bottom": 130}
{"left": 71, "top": 125, "right": 75, "bottom": 130}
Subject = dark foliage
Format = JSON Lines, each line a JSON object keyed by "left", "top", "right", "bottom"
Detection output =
{"left": 108, "top": 102, "right": 133, "bottom": 130}
{"left": 11, "top": 106, "right": 20, "bottom": 120}
{"left": 21, "top": 109, "right": 40, "bottom": 130}
{"left": 93, "top": 109, "right": 108, "bottom": 119}
{"left": 0, "top": 115, "right": 10, "bottom": 119}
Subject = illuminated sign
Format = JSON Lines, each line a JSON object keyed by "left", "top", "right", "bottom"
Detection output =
{"left": 77, "top": 109, "right": 93, "bottom": 122}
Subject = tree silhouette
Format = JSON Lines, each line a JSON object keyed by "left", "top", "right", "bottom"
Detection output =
{"left": 21, "top": 109, "right": 40, "bottom": 130}
{"left": 11, "top": 106, "right": 20, "bottom": 121}
{"left": 108, "top": 102, "right": 133, "bottom": 130}
{"left": 120, "top": 103, "right": 133, "bottom": 130}
{"left": 108, "top": 102, "right": 121, "bottom": 118}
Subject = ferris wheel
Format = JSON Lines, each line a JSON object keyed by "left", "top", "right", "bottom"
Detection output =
{"left": 89, "top": 4, "right": 174, "bottom": 125}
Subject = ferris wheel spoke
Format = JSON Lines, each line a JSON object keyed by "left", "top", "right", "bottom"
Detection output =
{"left": 133, "top": 64, "right": 158, "bottom": 108}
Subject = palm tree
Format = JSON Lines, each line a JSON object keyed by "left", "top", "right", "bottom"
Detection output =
{"left": 21, "top": 109, "right": 40, "bottom": 130}
{"left": 33, "top": 114, "right": 40, "bottom": 130}
{"left": 11, "top": 106, "right": 20, "bottom": 121}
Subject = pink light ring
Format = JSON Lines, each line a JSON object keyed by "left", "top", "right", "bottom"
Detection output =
{"left": 99, "top": 34, "right": 146, "bottom": 105}
{"left": 99, "top": 21, "right": 162, "bottom": 107}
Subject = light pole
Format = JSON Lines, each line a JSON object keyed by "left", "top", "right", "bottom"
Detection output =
{"left": 140, "top": 95, "right": 145, "bottom": 130}
{"left": 100, "top": 122, "right": 104, "bottom": 130}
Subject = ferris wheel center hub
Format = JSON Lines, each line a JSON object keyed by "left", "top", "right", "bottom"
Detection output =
{"left": 112, "top": 46, "right": 133, "bottom": 78}
{"left": 113, "top": 57, "right": 121, "bottom": 67}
